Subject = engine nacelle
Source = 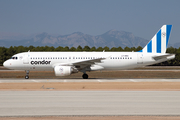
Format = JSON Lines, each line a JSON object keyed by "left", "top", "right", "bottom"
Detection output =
{"left": 54, "top": 66, "right": 73, "bottom": 76}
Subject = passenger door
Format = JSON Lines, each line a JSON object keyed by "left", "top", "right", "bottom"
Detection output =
{"left": 137, "top": 53, "right": 143, "bottom": 64}
{"left": 23, "top": 53, "right": 30, "bottom": 70}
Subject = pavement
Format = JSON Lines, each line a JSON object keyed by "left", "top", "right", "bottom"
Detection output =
{"left": 0, "top": 78, "right": 180, "bottom": 117}
{"left": 1, "top": 78, "right": 180, "bottom": 83}
{"left": 0, "top": 91, "right": 180, "bottom": 116}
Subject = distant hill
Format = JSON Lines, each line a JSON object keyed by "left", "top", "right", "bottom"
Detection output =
{"left": 0, "top": 30, "right": 155, "bottom": 48}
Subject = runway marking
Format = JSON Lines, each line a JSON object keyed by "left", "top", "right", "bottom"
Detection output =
{"left": 161, "top": 79, "right": 171, "bottom": 82}
{"left": 97, "top": 80, "right": 102, "bottom": 82}
{"left": 129, "top": 79, "right": 137, "bottom": 82}
{"left": 31, "top": 80, "right": 39, "bottom": 82}
{"left": 1, "top": 79, "right": 180, "bottom": 83}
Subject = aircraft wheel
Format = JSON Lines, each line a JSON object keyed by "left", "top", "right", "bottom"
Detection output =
{"left": 25, "top": 75, "right": 29, "bottom": 79}
{"left": 82, "top": 74, "right": 88, "bottom": 79}
{"left": 25, "top": 70, "right": 29, "bottom": 79}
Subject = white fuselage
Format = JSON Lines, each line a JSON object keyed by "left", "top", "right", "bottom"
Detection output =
{"left": 3, "top": 51, "right": 175, "bottom": 71}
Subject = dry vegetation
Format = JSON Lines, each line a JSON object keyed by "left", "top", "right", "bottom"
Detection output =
{"left": 1, "top": 70, "right": 180, "bottom": 79}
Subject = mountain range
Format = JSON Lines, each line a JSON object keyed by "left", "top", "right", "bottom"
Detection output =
{"left": 0, "top": 30, "right": 177, "bottom": 48}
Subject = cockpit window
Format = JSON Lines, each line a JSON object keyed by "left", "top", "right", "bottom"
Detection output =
{"left": 11, "top": 57, "right": 18, "bottom": 60}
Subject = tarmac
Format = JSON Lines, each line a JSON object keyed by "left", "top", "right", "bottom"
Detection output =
{"left": 0, "top": 78, "right": 180, "bottom": 117}
{"left": 0, "top": 91, "right": 180, "bottom": 116}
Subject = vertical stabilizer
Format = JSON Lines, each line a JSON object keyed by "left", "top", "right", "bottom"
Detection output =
{"left": 139, "top": 25, "right": 172, "bottom": 53}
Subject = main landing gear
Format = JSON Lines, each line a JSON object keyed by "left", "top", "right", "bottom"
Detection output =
{"left": 82, "top": 73, "right": 88, "bottom": 79}
{"left": 25, "top": 70, "right": 29, "bottom": 79}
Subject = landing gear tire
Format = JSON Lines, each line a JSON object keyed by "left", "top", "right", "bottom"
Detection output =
{"left": 25, "top": 75, "right": 29, "bottom": 79}
{"left": 82, "top": 74, "right": 88, "bottom": 79}
{"left": 25, "top": 70, "right": 29, "bottom": 79}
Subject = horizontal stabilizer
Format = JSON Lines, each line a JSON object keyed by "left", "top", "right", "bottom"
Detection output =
{"left": 152, "top": 54, "right": 175, "bottom": 61}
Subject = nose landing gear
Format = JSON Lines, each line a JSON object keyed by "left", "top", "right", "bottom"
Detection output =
{"left": 25, "top": 70, "right": 29, "bottom": 79}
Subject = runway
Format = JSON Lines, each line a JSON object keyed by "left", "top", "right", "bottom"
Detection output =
{"left": 0, "top": 91, "right": 180, "bottom": 116}
{"left": 1, "top": 78, "right": 180, "bottom": 83}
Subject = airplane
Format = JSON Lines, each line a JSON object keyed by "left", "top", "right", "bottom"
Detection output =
{"left": 3, "top": 25, "right": 175, "bottom": 79}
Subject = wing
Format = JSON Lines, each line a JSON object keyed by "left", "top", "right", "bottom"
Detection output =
{"left": 52, "top": 57, "right": 108, "bottom": 71}
{"left": 72, "top": 58, "right": 105, "bottom": 70}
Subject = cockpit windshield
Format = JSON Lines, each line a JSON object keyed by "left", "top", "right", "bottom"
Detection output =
{"left": 11, "top": 56, "right": 18, "bottom": 60}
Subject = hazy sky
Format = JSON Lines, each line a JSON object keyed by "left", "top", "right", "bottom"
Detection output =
{"left": 0, "top": 0, "right": 179, "bottom": 44}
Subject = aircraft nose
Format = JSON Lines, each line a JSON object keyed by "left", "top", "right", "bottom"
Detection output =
{"left": 3, "top": 61, "right": 9, "bottom": 68}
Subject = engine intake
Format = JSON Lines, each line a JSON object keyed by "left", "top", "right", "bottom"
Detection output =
{"left": 54, "top": 66, "right": 77, "bottom": 76}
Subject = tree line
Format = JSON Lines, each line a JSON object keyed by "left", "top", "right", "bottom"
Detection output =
{"left": 0, "top": 45, "right": 179, "bottom": 66}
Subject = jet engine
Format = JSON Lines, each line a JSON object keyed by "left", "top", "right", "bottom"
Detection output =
{"left": 54, "top": 66, "right": 77, "bottom": 76}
